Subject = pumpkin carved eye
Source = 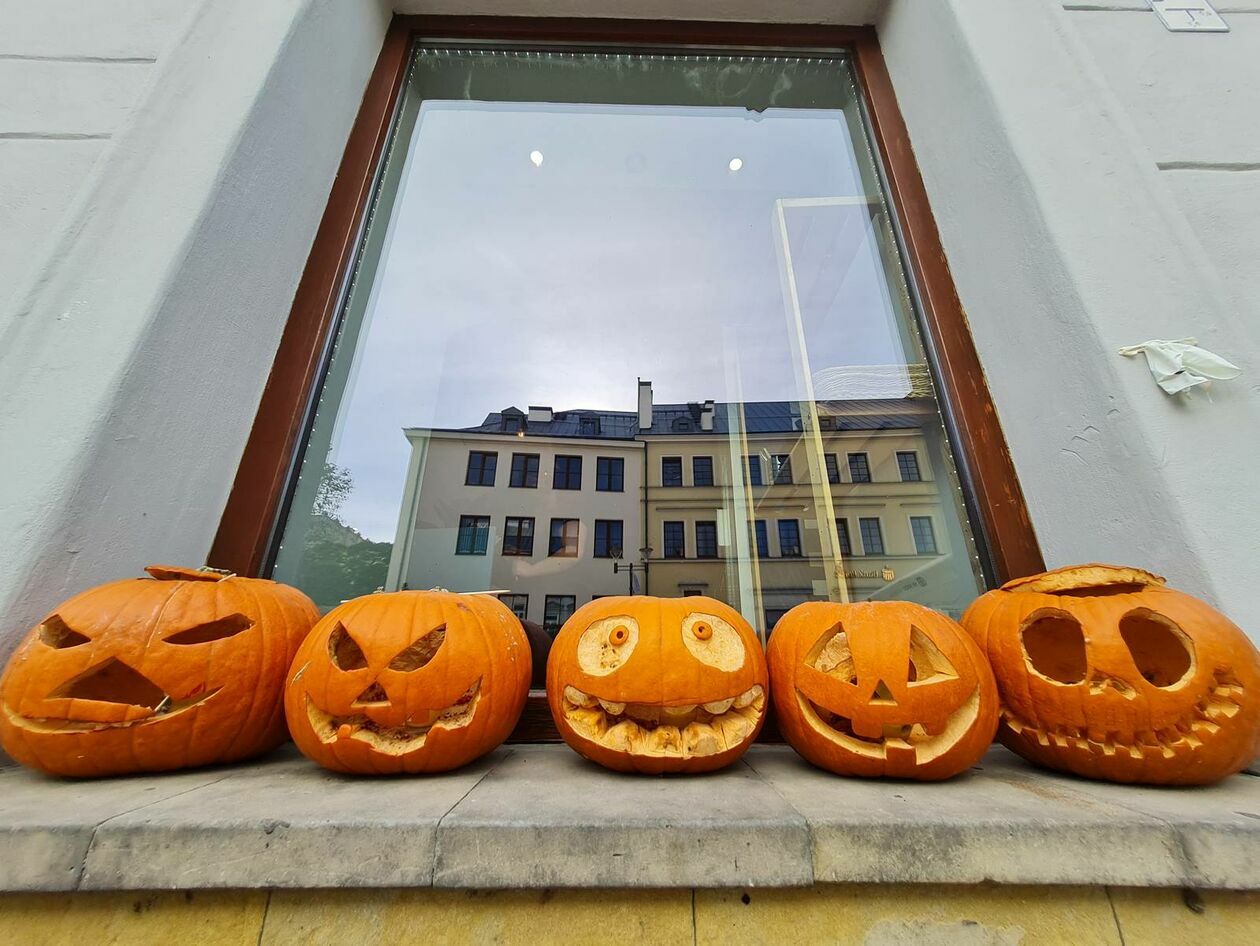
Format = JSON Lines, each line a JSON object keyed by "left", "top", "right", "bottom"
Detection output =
{"left": 1020, "top": 609, "right": 1087, "bottom": 685}
{"left": 39, "top": 614, "right": 90, "bottom": 649}
{"left": 388, "top": 627, "right": 446, "bottom": 671}
{"left": 165, "top": 613, "right": 254, "bottom": 645}
{"left": 907, "top": 626, "right": 959, "bottom": 685}
{"left": 681, "top": 613, "right": 745, "bottom": 671}
{"left": 328, "top": 623, "right": 368, "bottom": 671}
{"left": 577, "top": 616, "right": 639, "bottom": 675}
{"left": 1119, "top": 609, "right": 1195, "bottom": 688}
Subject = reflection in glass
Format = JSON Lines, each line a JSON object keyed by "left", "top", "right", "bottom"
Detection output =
{"left": 270, "top": 46, "right": 986, "bottom": 656}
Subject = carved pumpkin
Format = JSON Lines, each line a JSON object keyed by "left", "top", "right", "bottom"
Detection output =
{"left": 285, "top": 590, "right": 530, "bottom": 774}
{"left": 547, "top": 595, "right": 767, "bottom": 774}
{"left": 0, "top": 565, "right": 317, "bottom": 777}
{"left": 768, "top": 601, "right": 998, "bottom": 780}
{"left": 963, "top": 564, "right": 1260, "bottom": 785}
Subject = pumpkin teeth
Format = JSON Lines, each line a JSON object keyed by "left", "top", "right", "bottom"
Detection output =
{"left": 306, "top": 678, "right": 481, "bottom": 754}
{"left": 561, "top": 685, "right": 764, "bottom": 758}
{"left": 999, "top": 674, "right": 1245, "bottom": 761}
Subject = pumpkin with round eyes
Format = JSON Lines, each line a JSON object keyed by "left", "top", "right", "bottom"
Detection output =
{"left": 768, "top": 601, "right": 998, "bottom": 780}
{"left": 963, "top": 564, "right": 1260, "bottom": 785}
{"left": 285, "top": 590, "right": 530, "bottom": 774}
{"left": 546, "top": 595, "right": 767, "bottom": 774}
{"left": 0, "top": 565, "right": 317, "bottom": 777}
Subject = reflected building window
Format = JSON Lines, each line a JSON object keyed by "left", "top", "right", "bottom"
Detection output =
{"left": 499, "top": 593, "right": 528, "bottom": 620}
{"left": 835, "top": 518, "right": 852, "bottom": 556}
{"left": 595, "top": 456, "right": 624, "bottom": 492}
{"left": 553, "top": 455, "right": 582, "bottom": 490}
{"left": 746, "top": 456, "right": 763, "bottom": 487}
{"left": 548, "top": 518, "right": 580, "bottom": 557}
{"left": 911, "top": 516, "right": 938, "bottom": 555}
{"left": 778, "top": 520, "right": 802, "bottom": 558}
{"left": 544, "top": 595, "right": 576, "bottom": 634}
{"left": 503, "top": 516, "right": 535, "bottom": 556}
{"left": 662, "top": 456, "right": 683, "bottom": 487}
{"left": 594, "top": 519, "right": 623, "bottom": 558}
{"left": 693, "top": 456, "right": 714, "bottom": 487}
{"left": 825, "top": 453, "right": 841, "bottom": 484}
{"left": 848, "top": 452, "right": 872, "bottom": 483}
{"left": 897, "top": 451, "right": 922, "bottom": 482}
{"left": 510, "top": 453, "right": 539, "bottom": 488}
{"left": 663, "top": 521, "right": 685, "bottom": 558}
{"left": 455, "top": 515, "right": 490, "bottom": 555}
{"left": 695, "top": 521, "right": 718, "bottom": 558}
{"left": 465, "top": 451, "right": 497, "bottom": 486}
{"left": 771, "top": 454, "right": 793, "bottom": 485}
{"left": 754, "top": 520, "right": 769, "bottom": 558}
{"left": 859, "top": 517, "right": 885, "bottom": 555}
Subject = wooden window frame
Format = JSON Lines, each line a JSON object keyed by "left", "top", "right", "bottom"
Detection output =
{"left": 207, "top": 16, "right": 1044, "bottom": 743}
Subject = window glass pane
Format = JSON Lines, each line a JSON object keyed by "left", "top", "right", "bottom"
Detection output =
{"left": 269, "top": 45, "right": 989, "bottom": 642}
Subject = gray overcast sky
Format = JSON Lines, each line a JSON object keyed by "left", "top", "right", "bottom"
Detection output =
{"left": 320, "top": 100, "right": 908, "bottom": 541}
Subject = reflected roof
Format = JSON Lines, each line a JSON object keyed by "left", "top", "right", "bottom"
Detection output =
{"left": 439, "top": 398, "right": 932, "bottom": 439}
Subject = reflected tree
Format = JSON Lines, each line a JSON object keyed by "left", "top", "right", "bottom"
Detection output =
{"left": 296, "top": 463, "right": 391, "bottom": 611}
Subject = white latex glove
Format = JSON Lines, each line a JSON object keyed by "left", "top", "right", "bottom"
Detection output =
{"left": 1118, "top": 337, "right": 1241, "bottom": 395}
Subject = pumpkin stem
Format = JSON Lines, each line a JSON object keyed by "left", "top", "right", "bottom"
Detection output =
{"left": 144, "top": 565, "right": 235, "bottom": 582}
{"left": 1000, "top": 563, "right": 1165, "bottom": 595}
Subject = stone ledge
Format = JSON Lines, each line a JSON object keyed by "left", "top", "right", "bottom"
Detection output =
{"left": 1, "top": 744, "right": 1257, "bottom": 891}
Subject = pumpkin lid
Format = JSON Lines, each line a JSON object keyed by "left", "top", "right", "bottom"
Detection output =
{"left": 1000, "top": 563, "right": 1165, "bottom": 595}
{"left": 144, "top": 564, "right": 235, "bottom": 582}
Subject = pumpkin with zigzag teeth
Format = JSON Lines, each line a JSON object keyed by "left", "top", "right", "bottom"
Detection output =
{"left": 547, "top": 595, "right": 767, "bottom": 774}
{"left": 284, "top": 590, "right": 530, "bottom": 774}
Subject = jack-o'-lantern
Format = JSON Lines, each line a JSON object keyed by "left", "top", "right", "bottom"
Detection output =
{"left": 963, "top": 564, "right": 1260, "bottom": 785}
{"left": 547, "top": 595, "right": 767, "bottom": 774}
{"left": 768, "top": 601, "right": 998, "bottom": 780}
{"left": 285, "top": 590, "right": 530, "bottom": 774}
{"left": 0, "top": 565, "right": 317, "bottom": 777}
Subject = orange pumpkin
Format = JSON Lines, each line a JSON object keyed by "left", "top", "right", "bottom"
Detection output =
{"left": 768, "top": 601, "right": 998, "bottom": 780}
{"left": 0, "top": 565, "right": 317, "bottom": 777}
{"left": 285, "top": 590, "right": 530, "bottom": 774}
{"left": 963, "top": 564, "right": 1260, "bottom": 785}
{"left": 547, "top": 595, "right": 767, "bottom": 774}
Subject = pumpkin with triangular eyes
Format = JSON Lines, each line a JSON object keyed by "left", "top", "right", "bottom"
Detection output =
{"left": 547, "top": 595, "right": 767, "bottom": 774}
{"left": 0, "top": 565, "right": 318, "bottom": 777}
{"left": 284, "top": 590, "right": 531, "bottom": 774}
{"left": 963, "top": 564, "right": 1260, "bottom": 785}
{"left": 768, "top": 601, "right": 999, "bottom": 780}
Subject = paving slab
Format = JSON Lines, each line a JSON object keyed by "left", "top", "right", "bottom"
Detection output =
{"left": 79, "top": 746, "right": 506, "bottom": 890}
{"left": 750, "top": 745, "right": 1187, "bottom": 887}
{"left": 432, "top": 746, "right": 813, "bottom": 888}
{"left": 0, "top": 759, "right": 245, "bottom": 891}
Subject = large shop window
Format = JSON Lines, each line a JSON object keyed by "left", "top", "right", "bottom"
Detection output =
{"left": 229, "top": 25, "right": 1038, "bottom": 679}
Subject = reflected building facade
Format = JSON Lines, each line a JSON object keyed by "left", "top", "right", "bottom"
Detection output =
{"left": 387, "top": 376, "right": 979, "bottom": 638}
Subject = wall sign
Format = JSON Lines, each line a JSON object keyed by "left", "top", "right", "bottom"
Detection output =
{"left": 1148, "top": 1, "right": 1229, "bottom": 32}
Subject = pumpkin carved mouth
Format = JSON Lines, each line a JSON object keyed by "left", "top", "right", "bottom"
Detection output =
{"left": 999, "top": 669, "right": 1244, "bottom": 759}
{"left": 560, "top": 684, "right": 764, "bottom": 758}
{"left": 3, "top": 687, "right": 222, "bottom": 733}
{"left": 797, "top": 686, "right": 983, "bottom": 764}
{"left": 304, "top": 678, "right": 481, "bottom": 754}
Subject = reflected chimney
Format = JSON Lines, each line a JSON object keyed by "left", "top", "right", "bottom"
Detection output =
{"left": 527, "top": 405, "right": 553, "bottom": 424}
{"left": 638, "top": 379, "right": 653, "bottom": 429}
{"left": 700, "top": 399, "right": 715, "bottom": 431}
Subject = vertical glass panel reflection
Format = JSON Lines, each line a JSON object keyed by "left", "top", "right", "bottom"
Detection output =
{"left": 271, "top": 47, "right": 985, "bottom": 678}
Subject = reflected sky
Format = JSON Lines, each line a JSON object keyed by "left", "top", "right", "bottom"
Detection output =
{"left": 327, "top": 100, "right": 908, "bottom": 541}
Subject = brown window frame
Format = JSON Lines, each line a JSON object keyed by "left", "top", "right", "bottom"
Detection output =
{"left": 208, "top": 16, "right": 1044, "bottom": 740}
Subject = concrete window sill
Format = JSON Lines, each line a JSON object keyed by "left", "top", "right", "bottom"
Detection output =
{"left": 2, "top": 745, "right": 1258, "bottom": 892}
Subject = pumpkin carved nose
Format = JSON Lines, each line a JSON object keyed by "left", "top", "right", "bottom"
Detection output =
{"left": 353, "top": 681, "right": 390, "bottom": 706}
{"left": 870, "top": 679, "right": 898, "bottom": 706}
{"left": 47, "top": 658, "right": 167, "bottom": 708}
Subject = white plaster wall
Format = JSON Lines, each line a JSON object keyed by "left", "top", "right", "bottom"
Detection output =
{"left": 0, "top": 0, "right": 203, "bottom": 318}
{"left": 879, "top": 0, "right": 1260, "bottom": 632}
